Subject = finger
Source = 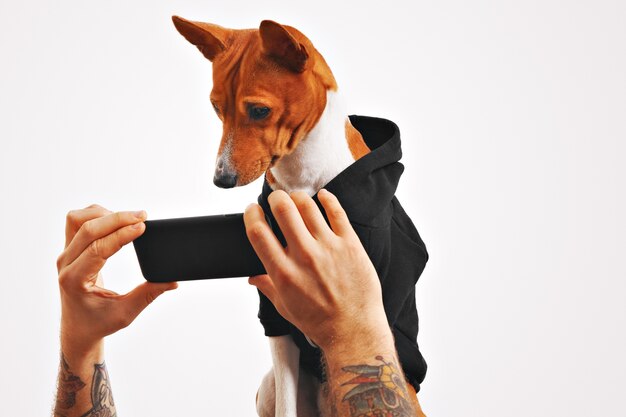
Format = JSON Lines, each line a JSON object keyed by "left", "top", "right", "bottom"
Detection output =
{"left": 116, "top": 281, "right": 178, "bottom": 327}
{"left": 244, "top": 203, "right": 288, "bottom": 275}
{"left": 318, "top": 189, "right": 356, "bottom": 237}
{"left": 248, "top": 275, "right": 279, "bottom": 306}
{"left": 60, "top": 210, "right": 147, "bottom": 269}
{"left": 267, "top": 190, "right": 315, "bottom": 250}
{"left": 290, "top": 191, "right": 333, "bottom": 239}
{"left": 61, "top": 222, "right": 147, "bottom": 287}
{"left": 64, "top": 204, "right": 112, "bottom": 248}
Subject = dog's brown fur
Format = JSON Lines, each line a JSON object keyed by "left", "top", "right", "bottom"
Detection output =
{"left": 172, "top": 16, "right": 355, "bottom": 187}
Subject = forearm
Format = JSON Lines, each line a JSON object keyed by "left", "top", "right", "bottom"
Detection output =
{"left": 54, "top": 337, "right": 116, "bottom": 417}
{"left": 54, "top": 206, "right": 175, "bottom": 417}
{"left": 322, "top": 324, "right": 419, "bottom": 417}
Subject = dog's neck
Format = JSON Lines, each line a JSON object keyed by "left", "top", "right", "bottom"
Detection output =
{"left": 269, "top": 90, "right": 355, "bottom": 196}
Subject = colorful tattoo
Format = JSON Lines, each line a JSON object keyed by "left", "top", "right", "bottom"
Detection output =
{"left": 54, "top": 354, "right": 116, "bottom": 417}
{"left": 341, "top": 356, "right": 413, "bottom": 417}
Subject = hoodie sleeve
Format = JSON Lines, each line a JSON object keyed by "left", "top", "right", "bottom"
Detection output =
{"left": 258, "top": 290, "right": 291, "bottom": 336}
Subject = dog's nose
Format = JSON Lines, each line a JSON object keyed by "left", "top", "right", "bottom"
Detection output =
{"left": 213, "top": 173, "right": 238, "bottom": 188}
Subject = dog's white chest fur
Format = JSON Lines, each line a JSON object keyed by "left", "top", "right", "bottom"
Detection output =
{"left": 269, "top": 91, "right": 354, "bottom": 195}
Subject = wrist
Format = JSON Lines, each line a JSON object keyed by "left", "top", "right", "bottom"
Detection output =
{"left": 320, "top": 312, "right": 394, "bottom": 358}
{"left": 60, "top": 324, "right": 104, "bottom": 364}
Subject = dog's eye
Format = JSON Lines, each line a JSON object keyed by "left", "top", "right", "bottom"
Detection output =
{"left": 248, "top": 105, "right": 271, "bottom": 120}
{"left": 211, "top": 101, "right": 220, "bottom": 115}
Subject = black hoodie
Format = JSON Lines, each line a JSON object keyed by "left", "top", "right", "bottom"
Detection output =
{"left": 257, "top": 115, "right": 429, "bottom": 392}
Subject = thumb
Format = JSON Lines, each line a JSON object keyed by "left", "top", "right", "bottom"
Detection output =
{"left": 248, "top": 274, "right": 278, "bottom": 303}
{"left": 122, "top": 281, "right": 178, "bottom": 321}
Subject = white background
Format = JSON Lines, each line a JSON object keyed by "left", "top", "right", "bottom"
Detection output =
{"left": 1, "top": 0, "right": 625, "bottom": 416}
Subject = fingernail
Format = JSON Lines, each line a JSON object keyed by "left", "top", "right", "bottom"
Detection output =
{"left": 133, "top": 210, "right": 146, "bottom": 219}
{"left": 131, "top": 222, "right": 143, "bottom": 229}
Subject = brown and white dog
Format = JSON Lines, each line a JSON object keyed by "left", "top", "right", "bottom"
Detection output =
{"left": 172, "top": 16, "right": 424, "bottom": 416}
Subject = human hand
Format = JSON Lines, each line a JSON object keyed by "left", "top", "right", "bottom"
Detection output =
{"left": 56, "top": 204, "right": 177, "bottom": 356}
{"left": 244, "top": 190, "right": 391, "bottom": 351}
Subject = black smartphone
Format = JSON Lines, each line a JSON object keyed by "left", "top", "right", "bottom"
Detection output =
{"left": 132, "top": 213, "right": 266, "bottom": 282}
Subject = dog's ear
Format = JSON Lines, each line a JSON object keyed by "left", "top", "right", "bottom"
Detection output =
{"left": 172, "top": 16, "right": 232, "bottom": 61}
{"left": 259, "top": 20, "right": 309, "bottom": 73}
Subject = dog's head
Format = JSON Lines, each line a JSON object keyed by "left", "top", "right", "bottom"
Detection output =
{"left": 172, "top": 16, "right": 337, "bottom": 188}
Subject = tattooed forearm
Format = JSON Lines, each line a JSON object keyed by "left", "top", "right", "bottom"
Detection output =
{"left": 54, "top": 353, "right": 116, "bottom": 417}
{"left": 341, "top": 355, "right": 414, "bottom": 417}
{"left": 80, "top": 362, "right": 116, "bottom": 417}
{"left": 55, "top": 354, "right": 86, "bottom": 415}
